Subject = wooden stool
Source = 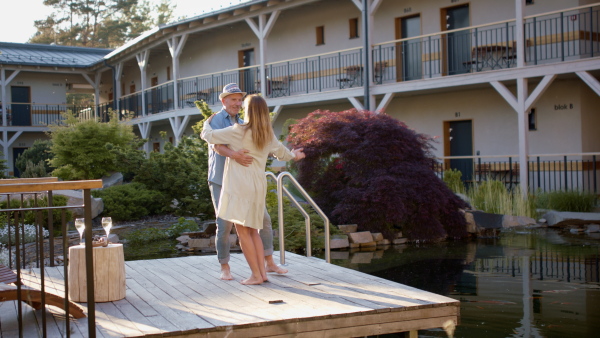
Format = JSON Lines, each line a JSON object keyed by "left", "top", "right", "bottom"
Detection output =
{"left": 68, "top": 244, "right": 126, "bottom": 302}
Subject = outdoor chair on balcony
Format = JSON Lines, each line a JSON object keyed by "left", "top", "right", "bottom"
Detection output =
{"left": 0, "top": 264, "right": 85, "bottom": 318}
{"left": 271, "top": 76, "right": 292, "bottom": 97}
{"left": 374, "top": 61, "right": 388, "bottom": 84}
{"left": 338, "top": 66, "right": 363, "bottom": 88}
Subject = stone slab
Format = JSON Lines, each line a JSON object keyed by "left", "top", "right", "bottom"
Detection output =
{"left": 330, "top": 235, "right": 350, "bottom": 249}
{"left": 471, "top": 211, "right": 503, "bottom": 229}
{"left": 393, "top": 238, "right": 408, "bottom": 245}
{"left": 371, "top": 232, "right": 384, "bottom": 241}
{"left": 360, "top": 241, "right": 377, "bottom": 248}
{"left": 543, "top": 211, "right": 600, "bottom": 227}
{"left": 337, "top": 224, "right": 358, "bottom": 234}
{"left": 502, "top": 215, "right": 537, "bottom": 228}
{"left": 348, "top": 231, "right": 374, "bottom": 244}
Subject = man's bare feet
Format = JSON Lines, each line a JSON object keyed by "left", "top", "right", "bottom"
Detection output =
{"left": 241, "top": 276, "right": 263, "bottom": 285}
{"left": 220, "top": 264, "right": 233, "bottom": 280}
{"left": 266, "top": 264, "right": 288, "bottom": 274}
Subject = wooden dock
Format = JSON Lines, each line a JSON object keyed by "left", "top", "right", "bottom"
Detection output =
{"left": 0, "top": 252, "right": 459, "bottom": 337}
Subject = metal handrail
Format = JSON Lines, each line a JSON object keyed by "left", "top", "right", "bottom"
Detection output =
{"left": 275, "top": 171, "right": 330, "bottom": 264}
{"left": 266, "top": 172, "right": 312, "bottom": 259}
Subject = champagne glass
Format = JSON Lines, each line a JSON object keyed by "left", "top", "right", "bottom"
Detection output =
{"left": 102, "top": 217, "right": 112, "bottom": 242}
{"left": 75, "top": 218, "right": 85, "bottom": 245}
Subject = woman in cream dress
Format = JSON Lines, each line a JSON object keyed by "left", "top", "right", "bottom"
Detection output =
{"left": 201, "top": 95, "right": 305, "bottom": 285}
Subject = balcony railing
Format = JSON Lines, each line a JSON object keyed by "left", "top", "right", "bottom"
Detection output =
{"left": 119, "top": 91, "right": 143, "bottom": 119}
{"left": 145, "top": 81, "right": 175, "bottom": 115}
{"left": 178, "top": 66, "right": 260, "bottom": 107}
{"left": 0, "top": 178, "right": 103, "bottom": 337}
{"left": 433, "top": 153, "right": 599, "bottom": 194}
{"left": 373, "top": 4, "right": 600, "bottom": 80}
{"left": 1, "top": 103, "right": 102, "bottom": 126}
{"left": 2, "top": 5, "right": 598, "bottom": 123}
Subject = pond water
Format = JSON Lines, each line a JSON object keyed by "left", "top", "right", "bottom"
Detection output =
{"left": 123, "top": 228, "right": 600, "bottom": 338}
{"left": 316, "top": 228, "right": 600, "bottom": 338}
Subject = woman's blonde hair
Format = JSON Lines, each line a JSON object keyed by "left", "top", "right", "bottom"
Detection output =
{"left": 243, "top": 95, "right": 273, "bottom": 150}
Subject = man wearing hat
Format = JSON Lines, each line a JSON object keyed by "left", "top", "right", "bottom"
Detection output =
{"left": 207, "top": 83, "right": 288, "bottom": 280}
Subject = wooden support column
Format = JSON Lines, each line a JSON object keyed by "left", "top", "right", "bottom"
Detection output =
{"left": 515, "top": 78, "right": 529, "bottom": 197}
{"left": 271, "top": 105, "right": 283, "bottom": 123}
{"left": 246, "top": 10, "right": 280, "bottom": 97}
{"left": 167, "top": 34, "right": 189, "bottom": 110}
{"left": 375, "top": 92, "right": 394, "bottom": 114}
{"left": 136, "top": 51, "right": 150, "bottom": 116}
{"left": 348, "top": 97, "right": 364, "bottom": 111}
{"left": 576, "top": 71, "right": 600, "bottom": 96}
{"left": 115, "top": 63, "right": 123, "bottom": 114}
{"left": 168, "top": 115, "right": 190, "bottom": 146}
{"left": 137, "top": 122, "right": 152, "bottom": 156}
{"left": 82, "top": 73, "right": 100, "bottom": 119}
{"left": 351, "top": 0, "right": 382, "bottom": 111}
{"left": 0, "top": 131, "right": 23, "bottom": 175}
{"left": 515, "top": 0, "right": 526, "bottom": 68}
{"left": 1, "top": 69, "right": 20, "bottom": 126}
{"left": 491, "top": 74, "right": 556, "bottom": 197}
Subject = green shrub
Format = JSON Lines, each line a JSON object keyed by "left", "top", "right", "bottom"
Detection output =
{"left": 443, "top": 169, "right": 466, "bottom": 195}
{"left": 49, "top": 110, "right": 142, "bottom": 180}
{"left": 92, "top": 183, "right": 170, "bottom": 221}
{"left": 22, "top": 160, "right": 48, "bottom": 178}
{"left": 0, "top": 151, "right": 9, "bottom": 178}
{"left": 15, "top": 139, "right": 53, "bottom": 175}
{"left": 133, "top": 136, "right": 212, "bottom": 218}
{"left": 165, "top": 217, "right": 199, "bottom": 238}
{"left": 467, "top": 180, "right": 536, "bottom": 218}
{"left": 536, "top": 190, "right": 597, "bottom": 212}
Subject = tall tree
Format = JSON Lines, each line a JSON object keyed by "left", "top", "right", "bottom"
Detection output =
{"left": 29, "top": 0, "right": 175, "bottom": 48}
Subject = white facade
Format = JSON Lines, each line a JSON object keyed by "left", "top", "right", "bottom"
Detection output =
{"left": 0, "top": 0, "right": 598, "bottom": 193}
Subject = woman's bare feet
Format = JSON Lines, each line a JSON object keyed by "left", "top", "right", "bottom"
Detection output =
{"left": 220, "top": 264, "right": 233, "bottom": 280}
{"left": 241, "top": 276, "right": 264, "bottom": 285}
{"left": 266, "top": 264, "right": 288, "bottom": 274}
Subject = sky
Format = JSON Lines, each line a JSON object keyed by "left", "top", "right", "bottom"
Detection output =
{"left": 0, "top": 0, "right": 251, "bottom": 44}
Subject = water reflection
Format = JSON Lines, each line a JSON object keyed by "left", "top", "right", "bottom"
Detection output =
{"left": 318, "top": 229, "right": 600, "bottom": 338}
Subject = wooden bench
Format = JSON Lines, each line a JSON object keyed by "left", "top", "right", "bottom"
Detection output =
{"left": 0, "top": 264, "right": 85, "bottom": 318}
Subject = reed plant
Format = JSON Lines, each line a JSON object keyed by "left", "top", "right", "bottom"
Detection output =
{"left": 467, "top": 180, "right": 536, "bottom": 218}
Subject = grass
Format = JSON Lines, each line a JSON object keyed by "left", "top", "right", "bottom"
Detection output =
{"left": 535, "top": 190, "right": 597, "bottom": 212}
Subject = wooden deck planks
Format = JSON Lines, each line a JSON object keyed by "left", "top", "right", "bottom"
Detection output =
{"left": 1, "top": 252, "right": 459, "bottom": 337}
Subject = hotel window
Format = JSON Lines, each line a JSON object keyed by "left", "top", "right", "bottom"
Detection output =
{"left": 316, "top": 26, "right": 325, "bottom": 45}
{"left": 528, "top": 108, "right": 536, "bottom": 131}
{"left": 167, "top": 66, "right": 171, "bottom": 81}
{"left": 349, "top": 18, "right": 359, "bottom": 39}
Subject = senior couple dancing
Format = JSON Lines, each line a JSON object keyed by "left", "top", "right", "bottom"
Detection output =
{"left": 200, "top": 83, "right": 305, "bottom": 285}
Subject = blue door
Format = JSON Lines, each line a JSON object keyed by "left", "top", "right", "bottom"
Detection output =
{"left": 446, "top": 5, "right": 471, "bottom": 75}
{"left": 11, "top": 86, "right": 31, "bottom": 126}
{"left": 401, "top": 15, "right": 422, "bottom": 81}
{"left": 449, "top": 120, "right": 473, "bottom": 182}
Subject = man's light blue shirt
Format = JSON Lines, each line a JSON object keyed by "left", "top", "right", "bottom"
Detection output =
{"left": 207, "top": 108, "right": 243, "bottom": 185}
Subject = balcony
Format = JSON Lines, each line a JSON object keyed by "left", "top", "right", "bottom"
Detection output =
{"left": 2, "top": 4, "right": 598, "bottom": 125}
{"left": 0, "top": 103, "right": 115, "bottom": 127}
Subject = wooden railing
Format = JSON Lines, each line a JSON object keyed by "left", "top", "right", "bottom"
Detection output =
{"left": 0, "top": 178, "right": 103, "bottom": 337}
